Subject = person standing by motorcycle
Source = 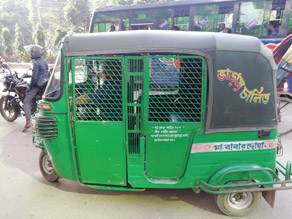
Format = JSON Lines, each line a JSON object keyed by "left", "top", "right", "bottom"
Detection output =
{"left": 23, "top": 46, "right": 48, "bottom": 132}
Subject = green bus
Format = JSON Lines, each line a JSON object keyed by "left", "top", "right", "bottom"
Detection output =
{"left": 90, "top": 0, "right": 292, "bottom": 44}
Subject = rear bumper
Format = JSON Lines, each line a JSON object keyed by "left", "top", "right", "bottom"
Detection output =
{"left": 197, "top": 161, "right": 292, "bottom": 194}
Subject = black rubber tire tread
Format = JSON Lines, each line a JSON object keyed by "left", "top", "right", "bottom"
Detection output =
{"left": 277, "top": 97, "right": 292, "bottom": 136}
{"left": 39, "top": 150, "right": 59, "bottom": 182}
{"left": 215, "top": 188, "right": 262, "bottom": 217}
{"left": 0, "top": 96, "right": 18, "bottom": 122}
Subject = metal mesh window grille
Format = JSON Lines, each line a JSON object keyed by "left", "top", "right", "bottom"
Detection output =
{"left": 127, "top": 59, "right": 144, "bottom": 155}
{"left": 149, "top": 56, "right": 204, "bottom": 122}
{"left": 73, "top": 58, "right": 123, "bottom": 121}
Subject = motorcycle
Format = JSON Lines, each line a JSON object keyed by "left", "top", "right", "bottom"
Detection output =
{"left": 0, "top": 63, "right": 43, "bottom": 122}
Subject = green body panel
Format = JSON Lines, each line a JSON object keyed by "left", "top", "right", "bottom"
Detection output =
{"left": 41, "top": 112, "right": 77, "bottom": 181}
{"left": 39, "top": 52, "right": 78, "bottom": 181}
{"left": 34, "top": 52, "right": 283, "bottom": 193}
{"left": 145, "top": 123, "right": 201, "bottom": 179}
{"left": 127, "top": 137, "right": 276, "bottom": 189}
{"left": 75, "top": 122, "right": 126, "bottom": 185}
{"left": 194, "top": 129, "right": 278, "bottom": 143}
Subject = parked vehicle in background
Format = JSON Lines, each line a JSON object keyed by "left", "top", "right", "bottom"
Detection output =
{"left": 90, "top": 0, "right": 292, "bottom": 44}
{"left": 0, "top": 63, "right": 42, "bottom": 122}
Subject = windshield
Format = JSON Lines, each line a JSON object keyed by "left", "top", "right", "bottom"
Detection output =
{"left": 44, "top": 51, "right": 62, "bottom": 100}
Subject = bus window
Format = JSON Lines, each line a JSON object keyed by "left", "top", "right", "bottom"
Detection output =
{"left": 94, "top": 22, "right": 114, "bottom": 32}
{"left": 93, "top": 12, "right": 120, "bottom": 32}
{"left": 122, "top": 18, "right": 129, "bottom": 30}
{"left": 269, "top": 0, "right": 287, "bottom": 36}
{"left": 193, "top": 5, "right": 218, "bottom": 32}
{"left": 95, "top": 12, "right": 119, "bottom": 22}
{"left": 174, "top": 6, "right": 190, "bottom": 31}
{"left": 238, "top": 1, "right": 272, "bottom": 37}
{"left": 217, "top": 3, "right": 234, "bottom": 33}
{"left": 130, "top": 9, "right": 154, "bottom": 30}
{"left": 155, "top": 8, "right": 173, "bottom": 30}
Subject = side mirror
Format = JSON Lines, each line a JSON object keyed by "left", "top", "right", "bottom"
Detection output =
{"left": 1, "top": 63, "right": 10, "bottom": 70}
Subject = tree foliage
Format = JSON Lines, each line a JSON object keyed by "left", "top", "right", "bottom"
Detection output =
{"left": 15, "top": 24, "right": 25, "bottom": 53}
{"left": 0, "top": 0, "right": 173, "bottom": 58}
{"left": 29, "top": 0, "right": 39, "bottom": 30}
{"left": 53, "top": 26, "right": 67, "bottom": 48}
{"left": 2, "top": 27, "right": 14, "bottom": 56}
{"left": 33, "top": 23, "right": 46, "bottom": 56}
{"left": 65, "top": 0, "right": 91, "bottom": 32}
{"left": 0, "top": 0, "right": 33, "bottom": 45}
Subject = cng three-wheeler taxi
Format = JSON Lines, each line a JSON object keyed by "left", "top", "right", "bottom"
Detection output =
{"left": 33, "top": 31, "right": 292, "bottom": 217}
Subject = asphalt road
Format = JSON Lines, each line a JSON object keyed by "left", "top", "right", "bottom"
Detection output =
{"left": 0, "top": 75, "right": 292, "bottom": 219}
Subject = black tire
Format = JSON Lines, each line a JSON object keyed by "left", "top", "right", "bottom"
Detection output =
{"left": 215, "top": 182, "right": 262, "bottom": 217}
{"left": 277, "top": 97, "right": 292, "bottom": 136}
{"left": 39, "top": 150, "right": 59, "bottom": 182}
{"left": 0, "top": 96, "right": 19, "bottom": 122}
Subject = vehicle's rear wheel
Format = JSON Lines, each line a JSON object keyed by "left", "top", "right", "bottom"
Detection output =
{"left": 215, "top": 182, "right": 262, "bottom": 217}
{"left": 0, "top": 96, "right": 19, "bottom": 122}
{"left": 277, "top": 97, "right": 292, "bottom": 136}
{"left": 39, "top": 150, "right": 59, "bottom": 182}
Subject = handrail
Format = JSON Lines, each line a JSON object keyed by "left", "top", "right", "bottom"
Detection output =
{"left": 196, "top": 161, "right": 292, "bottom": 194}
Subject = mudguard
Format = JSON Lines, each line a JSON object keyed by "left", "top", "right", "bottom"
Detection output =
{"left": 208, "top": 164, "right": 275, "bottom": 187}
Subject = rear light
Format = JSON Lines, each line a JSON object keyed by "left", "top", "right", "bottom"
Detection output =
{"left": 40, "top": 102, "right": 52, "bottom": 111}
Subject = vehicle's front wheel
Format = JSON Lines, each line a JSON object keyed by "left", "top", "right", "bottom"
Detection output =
{"left": 39, "top": 150, "right": 59, "bottom": 182}
{"left": 215, "top": 185, "right": 262, "bottom": 217}
{"left": 0, "top": 96, "right": 19, "bottom": 122}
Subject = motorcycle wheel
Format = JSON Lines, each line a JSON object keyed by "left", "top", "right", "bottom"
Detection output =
{"left": 39, "top": 150, "right": 59, "bottom": 182}
{"left": 0, "top": 96, "right": 19, "bottom": 122}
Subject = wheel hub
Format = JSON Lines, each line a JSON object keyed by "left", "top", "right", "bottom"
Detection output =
{"left": 42, "top": 155, "right": 54, "bottom": 175}
{"left": 227, "top": 192, "right": 253, "bottom": 210}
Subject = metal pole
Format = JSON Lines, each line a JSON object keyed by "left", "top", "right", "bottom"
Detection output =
{"left": 231, "top": 2, "right": 240, "bottom": 34}
{"left": 282, "top": 0, "right": 292, "bottom": 36}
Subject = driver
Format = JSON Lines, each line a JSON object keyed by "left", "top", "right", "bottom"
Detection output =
{"left": 23, "top": 45, "right": 48, "bottom": 132}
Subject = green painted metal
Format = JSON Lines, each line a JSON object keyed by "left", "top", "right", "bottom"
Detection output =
{"left": 71, "top": 57, "right": 127, "bottom": 185}
{"left": 197, "top": 161, "right": 292, "bottom": 194}
{"left": 33, "top": 116, "right": 58, "bottom": 139}
{"left": 32, "top": 50, "right": 78, "bottom": 181}
{"left": 207, "top": 164, "right": 277, "bottom": 186}
{"left": 32, "top": 52, "right": 292, "bottom": 196}
{"left": 81, "top": 183, "right": 145, "bottom": 191}
{"left": 74, "top": 122, "right": 126, "bottom": 185}
{"left": 125, "top": 57, "right": 144, "bottom": 156}
{"left": 145, "top": 56, "right": 207, "bottom": 179}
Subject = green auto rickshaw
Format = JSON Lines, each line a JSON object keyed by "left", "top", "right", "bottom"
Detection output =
{"left": 33, "top": 31, "right": 292, "bottom": 217}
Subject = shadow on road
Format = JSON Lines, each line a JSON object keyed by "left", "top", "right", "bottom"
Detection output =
{"left": 47, "top": 178, "right": 223, "bottom": 215}
{"left": 0, "top": 117, "right": 223, "bottom": 217}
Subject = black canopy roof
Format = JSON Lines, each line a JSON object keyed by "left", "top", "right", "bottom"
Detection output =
{"left": 62, "top": 30, "right": 276, "bottom": 70}
{"left": 62, "top": 30, "right": 278, "bottom": 133}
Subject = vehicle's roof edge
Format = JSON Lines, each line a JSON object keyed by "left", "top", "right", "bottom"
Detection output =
{"left": 94, "top": 0, "right": 237, "bottom": 13}
{"left": 63, "top": 30, "right": 263, "bottom": 55}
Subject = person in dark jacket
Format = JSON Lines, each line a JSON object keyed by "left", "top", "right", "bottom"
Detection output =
{"left": 23, "top": 45, "right": 48, "bottom": 132}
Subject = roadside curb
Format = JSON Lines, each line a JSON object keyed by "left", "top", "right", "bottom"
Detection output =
{"left": 9, "top": 62, "right": 54, "bottom": 70}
